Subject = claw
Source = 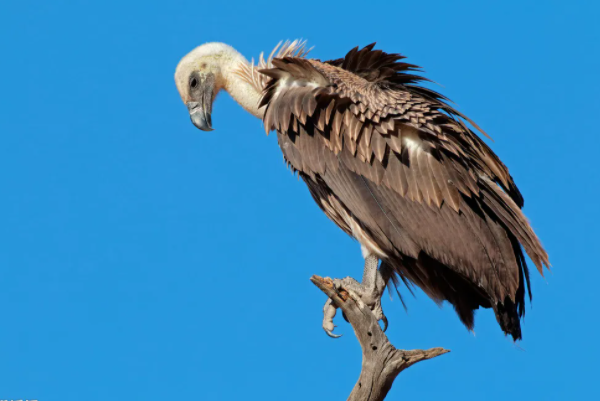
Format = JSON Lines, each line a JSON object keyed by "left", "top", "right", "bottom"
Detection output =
{"left": 381, "top": 316, "right": 388, "bottom": 332}
{"left": 325, "top": 328, "right": 342, "bottom": 338}
{"left": 321, "top": 273, "right": 388, "bottom": 338}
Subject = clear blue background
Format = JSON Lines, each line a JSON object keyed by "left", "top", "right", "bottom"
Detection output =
{"left": 0, "top": 1, "right": 597, "bottom": 399}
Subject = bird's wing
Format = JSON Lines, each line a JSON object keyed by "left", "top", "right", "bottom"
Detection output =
{"left": 258, "top": 46, "right": 549, "bottom": 312}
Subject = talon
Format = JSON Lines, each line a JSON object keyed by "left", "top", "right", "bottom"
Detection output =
{"left": 320, "top": 268, "right": 388, "bottom": 338}
{"left": 381, "top": 316, "right": 388, "bottom": 332}
{"left": 325, "top": 328, "right": 342, "bottom": 338}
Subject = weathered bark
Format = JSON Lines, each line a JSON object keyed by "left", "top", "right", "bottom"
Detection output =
{"left": 311, "top": 275, "right": 449, "bottom": 401}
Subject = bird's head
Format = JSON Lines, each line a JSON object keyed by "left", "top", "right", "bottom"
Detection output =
{"left": 174, "top": 42, "right": 242, "bottom": 131}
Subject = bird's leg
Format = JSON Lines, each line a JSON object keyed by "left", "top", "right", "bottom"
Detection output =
{"left": 322, "top": 254, "right": 388, "bottom": 338}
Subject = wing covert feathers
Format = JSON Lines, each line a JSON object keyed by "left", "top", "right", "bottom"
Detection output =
{"left": 259, "top": 43, "right": 549, "bottom": 340}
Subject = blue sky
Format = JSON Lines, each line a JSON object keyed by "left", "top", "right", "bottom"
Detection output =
{"left": 0, "top": 1, "right": 598, "bottom": 400}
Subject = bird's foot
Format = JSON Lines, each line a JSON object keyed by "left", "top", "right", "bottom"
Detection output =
{"left": 322, "top": 276, "right": 387, "bottom": 338}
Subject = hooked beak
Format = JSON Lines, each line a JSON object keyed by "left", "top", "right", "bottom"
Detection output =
{"left": 187, "top": 73, "right": 215, "bottom": 131}
{"left": 187, "top": 101, "right": 213, "bottom": 131}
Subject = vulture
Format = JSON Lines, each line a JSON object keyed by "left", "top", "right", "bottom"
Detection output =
{"left": 174, "top": 41, "right": 549, "bottom": 340}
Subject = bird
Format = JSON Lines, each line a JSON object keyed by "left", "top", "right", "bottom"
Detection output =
{"left": 174, "top": 40, "right": 550, "bottom": 340}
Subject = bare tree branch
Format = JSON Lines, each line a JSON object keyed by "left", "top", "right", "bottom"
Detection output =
{"left": 311, "top": 275, "right": 449, "bottom": 401}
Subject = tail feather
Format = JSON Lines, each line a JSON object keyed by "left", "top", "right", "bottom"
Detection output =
{"left": 495, "top": 298, "right": 522, "bottom": 341}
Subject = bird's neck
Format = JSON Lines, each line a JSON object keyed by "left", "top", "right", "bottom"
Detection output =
{"left": 220, "top": 55, "right": 264, "bottom": 119}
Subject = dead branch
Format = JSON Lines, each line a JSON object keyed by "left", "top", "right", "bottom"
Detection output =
{"left": 311, "top": 275, "right": 449, "bottom": 401}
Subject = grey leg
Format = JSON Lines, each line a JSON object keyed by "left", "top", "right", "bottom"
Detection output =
{"left": 323, "top": 298, "right": 341, "bottom": 338}
{"left": 322, "top": 255, "right": 388, "bottom": 337}
{"left": 362, "top": 254, "right": 380, "bottom": 292}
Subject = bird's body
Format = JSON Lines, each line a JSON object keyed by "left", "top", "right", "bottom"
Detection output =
{"left": 175, "top": 41, "right": 549, "bottom": 340}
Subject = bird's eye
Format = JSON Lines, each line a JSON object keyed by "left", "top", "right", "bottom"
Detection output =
{"left": 190, "top": 78, "right": 198, "bottom": 88}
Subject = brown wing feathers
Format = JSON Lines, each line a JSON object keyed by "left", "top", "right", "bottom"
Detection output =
{"left": 259, "top": 44, "right": 549, "bottom": 340}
